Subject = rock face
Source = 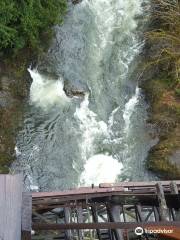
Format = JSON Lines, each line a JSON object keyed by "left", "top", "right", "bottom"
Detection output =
{"left": 140, "top": 45, "right": 180, "bottom": 179}
{"left": 0, "top": 58, "right": 32, "bottom": 173}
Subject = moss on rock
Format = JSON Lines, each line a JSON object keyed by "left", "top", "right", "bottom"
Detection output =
{"left": 141, "top": 76, "right": 180, "bottom": 179}
{"left": 147, "top": 126, "right": 180, "bottom": 179}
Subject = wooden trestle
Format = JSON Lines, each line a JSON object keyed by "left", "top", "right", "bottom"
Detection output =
{"left": 1, "top": 174, "right": 180, "bottom": 240}
{"left": 32, "top": 181, "right": 180, "bottom": 240}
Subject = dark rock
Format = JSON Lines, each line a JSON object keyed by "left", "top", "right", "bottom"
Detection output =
{"left": 0, "top": 60, "right": 31, "bottom": 173}
{"left": 72, "top": 0, "right": 83, "bottom": 4}
{"left": 0, "top": 91, "right": 14, "bottom": 108}
{"left": 63, "top": 79, "right": 89, "bottom": 98}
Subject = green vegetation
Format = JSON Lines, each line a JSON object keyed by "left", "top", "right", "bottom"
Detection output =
{"left": 0, "top": 0, "right": 67, "bottom": 173}
{"left": 146, "top": 0, "right": 180, "bottom": 83}
{"left": 0, "top": 0, "right": 67, "bottom": 55}
{"left": 143, "top": 0, "right": 180, "bottom": 179}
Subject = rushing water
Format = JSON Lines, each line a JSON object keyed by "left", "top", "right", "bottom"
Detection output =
{"left": 12, "top": 0, "right": 157, "bottom": 191}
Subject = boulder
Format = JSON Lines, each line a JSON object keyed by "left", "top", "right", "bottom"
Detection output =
{"left": 63, "top": 80, "right": 89, "bottom": 98}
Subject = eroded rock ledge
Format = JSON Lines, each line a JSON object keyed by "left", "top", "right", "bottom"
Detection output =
{"left": 141, "top": 76, "right": 180, "bottom": 179}
{"left": 0, "top": 55, "right": 32, "bottom": 173}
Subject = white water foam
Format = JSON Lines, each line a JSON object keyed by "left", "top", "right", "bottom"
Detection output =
{"left": 80, "top": 154, "right": 123, "bottom": 186}
{"left": 13, "top": 0, "right": 155, "bottom": 191}
{"left": 75, "top": 94, "right": 123, "bottom": 186}
{"left": 123, "top": 87, "right": 140, "bottom": 132}
{"left": 29, "top": 69, "right": 70, "bottom": 109}
{"left": 74, "top": 94, "right": 108, "bottom": 160}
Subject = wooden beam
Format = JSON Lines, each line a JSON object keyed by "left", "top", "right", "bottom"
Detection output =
{"left": 156, "top": 183, "right": 169, "bottom": 221}
{"left": 64, "top": 207, "right": 72, "bottom": 240}
{"left": 136, "top": 205, "right": 143, "bottom": 222}
{"left": 32, "top": 221, "right": 180, "bottom": 230}
{"left": 32, "top": 187, "right": 124, "bottom": 199}
{"left": 170, "top": 181, "right": 180, "bottom": 221}
{"left": 100, "top": 181, "right": 180, "bottom": 188}
{"left": 106, "top": 205, "right": 124, "bottom": 240}
{"left": 0, "top": 174, "right": 23, "bottom": 240}
{"left": 22, "top": 192, "right": 32, "bottom": 240}
{"left": 170, "top": 181, "right": 179, "bottom": 194}
{"left": 91, "top": 205, "right": 102, "bottom": 240}
{"left": 76, "top": 206, "right": 84, "bottom": 240}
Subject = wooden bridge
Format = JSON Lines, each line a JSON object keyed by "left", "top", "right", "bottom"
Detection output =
{"left": 1, "top": 174, "right": 180, "bottom": 240}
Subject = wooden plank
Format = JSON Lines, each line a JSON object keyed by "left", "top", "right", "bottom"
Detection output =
{"left": 156, "top": 183, "right": 169, "bottom": 221}
{"left": 32, "top": 187, "right": 124, "bottom": 198}
{"left": 32, "top": 221, "right": 180, "bottom": 230}
{"left": 0, "top": 175, "right": 6, "bottom": 240}
{"left": 99, "top": 181, "right": 180, "bottom": 188}
{"left": 0, "top": 174, "right": 23, "bottom": 240}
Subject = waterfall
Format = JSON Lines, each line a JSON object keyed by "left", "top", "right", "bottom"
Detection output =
{"left": 12, "top": 0, "right": 156, "bottom": 191}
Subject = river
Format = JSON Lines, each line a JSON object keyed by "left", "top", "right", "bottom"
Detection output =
{"left": 12, "top": 0, "right": 157, "bottom": 191}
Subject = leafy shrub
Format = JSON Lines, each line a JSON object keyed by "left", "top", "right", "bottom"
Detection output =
{"left": 175, "top": 87, "right": 180, "bottom": 97}
{"left": 0, "top": 0, "right": 67, "bottom": 54}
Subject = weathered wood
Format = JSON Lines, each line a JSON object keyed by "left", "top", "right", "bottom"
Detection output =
{"left": 100, "top": 181, "right": 180, "bottom": 188}
{"left": 153, "top": 206, "right": 160, "bottom": 222}
{"left": 0, "top": 174, "right": 23, "bottom": 240}
{"left": 76, "top": 206, "right": 84, "bottom": 240}
{"left": 136, "top": 204, "right": 143, "bottom": 222}
{"left": 22, "top": 192, "right": 32, "bottom": 232}
{"left": 32, "top": 211, "right": 51, "bottom": 223}
{"left": 121, "top": 206, "right": 126, "bottom": 222}
{"left": 32, "top": 187, "right": 124, "bottom": 199}
{"left": 170, "top": 181, "right": 179, "bottom": 194}
{"left": 32, "top": 221, "right": 180, "bottom": 230}
{"left": 156, "top": 183, "right": 169, "bottom": 221}
{"left": 107, "top": 205, "right": 124, "bottom": 240}
{"left": 91, "top": 205, "right": 102, "bottom": 240}
{"left": 31, "top": 180, "right": 180, "bottom": 239}
{"left": 170, "top": 181, "right": 180, "bottom": 221}
{"left": 21, "top": 231, "right": 31, "bottom": 240}
{"left": 64, "top": 207, "right": 72, "bottom": 240}
{"left": 144, "top": 208, "right": 153, "bottom": 222}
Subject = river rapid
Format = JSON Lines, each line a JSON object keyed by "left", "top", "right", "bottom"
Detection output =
{"left": 12, "top": 0, "right": 157, "bottom": 191}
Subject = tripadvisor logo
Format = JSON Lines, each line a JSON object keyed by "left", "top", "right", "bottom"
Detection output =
{"left": 135, "top": 227, "right": 144, "bottom": 236}
{"left": 135, "top": 227, "right": 174, "bottom": 236}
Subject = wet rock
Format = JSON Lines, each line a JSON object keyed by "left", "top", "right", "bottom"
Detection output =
{"left": 63, "top": 80, "right": 88, "bottom": 98}
{"left": 0, "top": 63, "right": 31, "bottom": 173}
{"left": 72, "top": 0, "right": 83, "bottom": 4}
{"left": 0, "top": 91, "right": 14, "bottom": 108}
{"left": 147, "top": 125, "right": 180, "bottom": 179}
{"left": 170, "top": 150, "right": 180, "bottom": 167}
